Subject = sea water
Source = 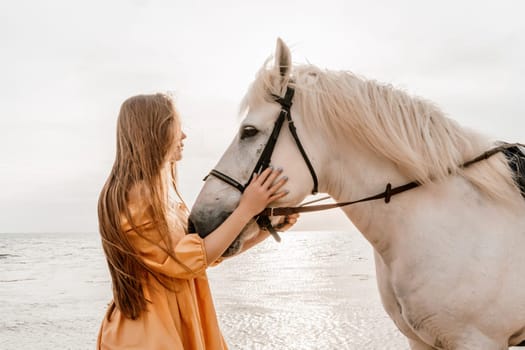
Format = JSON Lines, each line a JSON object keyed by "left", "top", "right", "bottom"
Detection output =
{"left": 0, "top": 231, "right": 407, "bottom": 349}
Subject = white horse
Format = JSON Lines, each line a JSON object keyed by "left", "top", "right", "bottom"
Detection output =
{"left": 189, "top": 39, "right": 525, "bottom": 349}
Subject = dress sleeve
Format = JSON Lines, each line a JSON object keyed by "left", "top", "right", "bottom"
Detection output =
{"left": 125, "top": 220, "right": 208, "bottom": 279}
{"left": 209, "top": 256, "right": 225, "bottom": 267}
{"left": 122, "top": 186, "right": 209, "bottom": 279}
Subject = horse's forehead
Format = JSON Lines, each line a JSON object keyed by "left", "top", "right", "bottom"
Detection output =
{"left": 243, "top": 101, "right": 281, "bottom": 125}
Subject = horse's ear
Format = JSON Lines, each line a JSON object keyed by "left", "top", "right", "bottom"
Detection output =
{"left": 274, "top": 38, "right": 291, "bottom": 78}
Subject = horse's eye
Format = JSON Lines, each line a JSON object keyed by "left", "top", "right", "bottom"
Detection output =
{"left": 240, "top": 126, "right": 259, "bottom": 140}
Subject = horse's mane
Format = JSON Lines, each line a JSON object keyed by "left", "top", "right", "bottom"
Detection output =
{"left": 241, "top": 60, "right": 518, "bottom": 203}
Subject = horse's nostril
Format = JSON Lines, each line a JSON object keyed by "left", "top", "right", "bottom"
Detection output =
{"left": 187, "top": 218, "right": 196, "bottom": 233}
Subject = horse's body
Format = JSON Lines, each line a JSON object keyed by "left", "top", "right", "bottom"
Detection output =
{"left": 189, "top": 39, "right": 525, "bottom": 349}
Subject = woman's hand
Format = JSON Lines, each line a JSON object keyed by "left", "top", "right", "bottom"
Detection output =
{"left": 239, "top": 213, "right": 300, "bottom": 254}
{"left": 237, "top": 167, "right": 288, "bottom": 218}
{"left": 203, "top": 167, "right": 287, "bottom": 264}
{"left": 275, "top": 213, "right": 300, "bottom": 232}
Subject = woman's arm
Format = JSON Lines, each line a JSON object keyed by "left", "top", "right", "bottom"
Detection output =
{"left": 240, "top": 229, "right": 271, "bottom": 252}
{"left": 238, "top": 213, "right": 300, "bottom": 254}
{"left": 203, "top": 168, "right": 288, "bottom": 264}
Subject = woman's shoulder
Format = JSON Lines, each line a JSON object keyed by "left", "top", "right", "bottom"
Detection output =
{"left": 122, "top": 182, "right": 154, "bottom": 230}
{"left": 128, "top": 181, "right": 152, "bottom": 205}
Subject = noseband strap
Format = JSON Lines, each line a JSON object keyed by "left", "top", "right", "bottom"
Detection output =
{"left": 208, "top": 169, "right": 245, "bottom": 193}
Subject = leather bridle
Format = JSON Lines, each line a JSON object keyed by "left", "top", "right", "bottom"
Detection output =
{"left": 206, "top": 85, "right": 524, "bottom": 242}
{"left": 206, "top": 86, "right": 318, "bottom": 241}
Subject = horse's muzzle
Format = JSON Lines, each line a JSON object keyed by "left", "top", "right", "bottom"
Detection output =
{"left": 187, "top": 218, "right": 197, "bottom": 234}
{"left": 188, "top": 210, "right": 232, "bottom": 239}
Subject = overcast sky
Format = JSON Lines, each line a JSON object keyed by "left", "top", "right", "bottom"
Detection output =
{"left": 1, "top": 0, "right": 524, "bottom": 233}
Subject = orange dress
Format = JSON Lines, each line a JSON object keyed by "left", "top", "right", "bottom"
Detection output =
{"left": 97, "top": 197, "right": 227, "bottom": 350}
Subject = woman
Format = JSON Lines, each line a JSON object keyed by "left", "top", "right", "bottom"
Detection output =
{"left": 97, "top": 93, "right": 298, "bottom": 349}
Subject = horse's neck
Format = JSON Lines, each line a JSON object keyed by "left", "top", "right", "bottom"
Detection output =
{"left": 319, "top": 141, "right": 435, "bottom": 259}
{"left": 321, "top": 139, "right": 506, "bottom": 265}
{"left": 320, "top": 140, "right": 409, "bottom": 204}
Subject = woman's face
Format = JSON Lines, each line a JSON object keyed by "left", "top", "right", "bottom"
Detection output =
{"left": 172, "top": 129, "right": 187, "bottom": 162}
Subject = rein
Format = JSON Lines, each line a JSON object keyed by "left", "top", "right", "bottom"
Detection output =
{"left": 260, "top": 142, "right": 524, "bottom": 217}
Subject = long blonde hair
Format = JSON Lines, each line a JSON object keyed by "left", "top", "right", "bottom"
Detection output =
{"left": 98, "top": 93, "right": 188, "bottom": 320}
